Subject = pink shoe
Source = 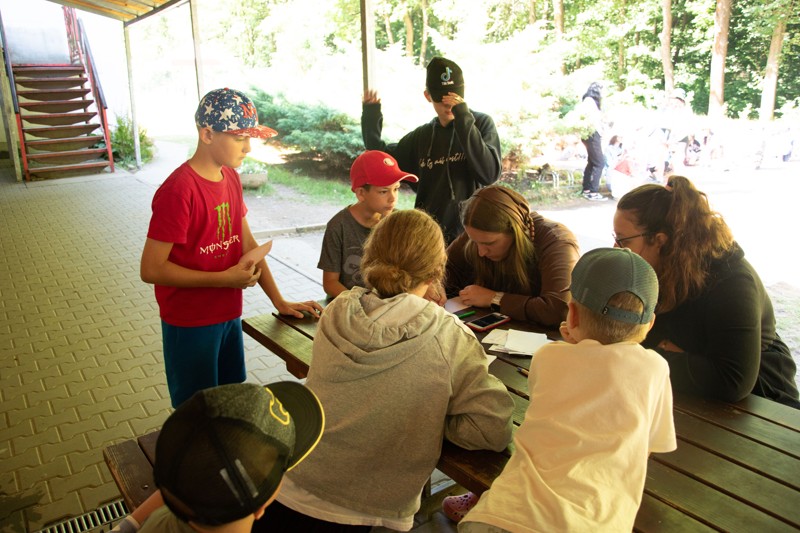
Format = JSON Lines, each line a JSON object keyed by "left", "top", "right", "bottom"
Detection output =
{"left": 442, "top": 491, "right": 479, "bottom": 522}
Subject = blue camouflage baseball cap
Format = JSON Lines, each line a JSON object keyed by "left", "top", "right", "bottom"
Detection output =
{"left": 195, "top": 88, "right": 277, "bottom": 139}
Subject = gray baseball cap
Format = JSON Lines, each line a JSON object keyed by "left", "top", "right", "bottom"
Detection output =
{"left": 570, "top": 248, "right": 658, "bottom": 324}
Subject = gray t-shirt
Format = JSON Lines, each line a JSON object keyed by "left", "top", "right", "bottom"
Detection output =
{"left": 317, "top": 207, "right": 371, "bottom": 291}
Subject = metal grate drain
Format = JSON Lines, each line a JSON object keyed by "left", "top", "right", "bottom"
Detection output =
{"left": 34, "top": 499, "right": 129, "bottom": 533}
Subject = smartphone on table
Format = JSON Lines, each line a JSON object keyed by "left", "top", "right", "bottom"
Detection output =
{"left": 465, "top": 312, "right": 511, "bottom": 332}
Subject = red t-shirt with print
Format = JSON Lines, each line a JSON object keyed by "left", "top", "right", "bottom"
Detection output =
{"left": 147, "top": 162, "right": 249, "bottom": 327}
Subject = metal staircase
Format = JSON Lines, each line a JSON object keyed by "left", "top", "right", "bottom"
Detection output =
{"left": 2, "top": 7, "right": 114, "bottom": 181}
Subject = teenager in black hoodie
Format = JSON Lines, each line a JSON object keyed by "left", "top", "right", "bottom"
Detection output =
{"left": 361, "top": 57, "right": 502, "bottom": 244}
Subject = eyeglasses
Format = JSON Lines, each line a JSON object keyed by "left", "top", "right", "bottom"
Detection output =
{"left": 612, "top": 232, "right": 650, "bottom": 247}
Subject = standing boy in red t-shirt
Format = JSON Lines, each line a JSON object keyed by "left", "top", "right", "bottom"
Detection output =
{"left": 141, "top": 88, "right": 323, "bottom": 407}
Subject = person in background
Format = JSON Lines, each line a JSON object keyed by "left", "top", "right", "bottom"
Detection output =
{"left": 140, "top": 88, "right": 323, "bottom": 408}
{"left": 444, "top": 185, "right": 579, "bottom": 328}
{"left": 454, "top": 248, "right": 676, "bottom": 531}
{"left": 361, "top": 57, "right": 502, "bottom": 244}
{"left": 578, "top": 82, "right": 606, "bottom": 201}
{"left": 615, "top": 176, "right": 799, "bottom": 407}
{"left": 257, "top": 209, "right": 514, "bottom": 532}
{"left": 317, "top": 150, "right": 417, "bottom": 298}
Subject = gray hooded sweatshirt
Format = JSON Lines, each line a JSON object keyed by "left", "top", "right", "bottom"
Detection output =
{"left": 285, "top": 286, "right": 514, "bottom": 520}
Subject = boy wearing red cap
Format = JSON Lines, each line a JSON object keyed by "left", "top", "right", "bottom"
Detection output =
{"left": 141, "top": 88, "right": 323, "bottom": 408}
{"left": 317, "top": 150, "right": 417, "bottom": 298}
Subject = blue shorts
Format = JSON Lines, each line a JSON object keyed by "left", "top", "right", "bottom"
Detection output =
{"left": 161, "top": 318, "right": 246, "bottom": 407}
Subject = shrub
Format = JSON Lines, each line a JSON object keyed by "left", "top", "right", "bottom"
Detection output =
{"left": 249, "top": 88, "right": 363, "bottom": 173}
{"left": 111, "top": 115, "right": 154, "bottom": 169}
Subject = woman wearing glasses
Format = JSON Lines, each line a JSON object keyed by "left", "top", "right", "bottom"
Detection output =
{"left": 444, "top": 185, "right": 580, "bottom": 328}
{"left": 614, "top": 176, "right": 799, "bottom": 407}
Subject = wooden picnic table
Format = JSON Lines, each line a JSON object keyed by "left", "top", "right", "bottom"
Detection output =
{"left": 104, "top": 306, "right": 800, "bottom": 531}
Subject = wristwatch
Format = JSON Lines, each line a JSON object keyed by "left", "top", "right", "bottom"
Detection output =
{"left": 491, "top": 292, "right": 504, "bottom": 310}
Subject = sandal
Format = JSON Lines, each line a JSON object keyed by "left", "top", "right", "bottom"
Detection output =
{"left": 442, "top": 491, "right": 479, "bottom": 522}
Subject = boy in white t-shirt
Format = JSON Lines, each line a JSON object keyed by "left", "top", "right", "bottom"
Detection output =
{"left": 457, "top": 247, "right": 677, "bottom": 533}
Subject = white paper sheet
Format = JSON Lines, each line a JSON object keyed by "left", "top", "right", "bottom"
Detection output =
{"left": 505, "top": 330, "right": 550, "bottom": 354}
{"left": 445, "top": 296, "right": 469, "bottom": 314}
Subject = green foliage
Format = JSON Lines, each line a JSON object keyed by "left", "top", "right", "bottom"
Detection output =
{"left": 249, "top": 89, "right": 364, "bottom": 173}
{"left": 111, "top": 115, "right": 154, "bottom": 169}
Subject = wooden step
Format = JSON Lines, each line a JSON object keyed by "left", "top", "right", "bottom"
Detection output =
{"left": 21, "top": 112, "right": 96, "bottom": 127}
{"left": 17, "top": 88, "right": 91, "bottom": 102}
{"left": 19, "top": 100, "right": 94, "bottom": 113}
{"left": 24, "top": 123, "right": 100, "bottom": 140}
{"left": 29, "top": 161, "right": 110, "bottom": 180}
{"left": 16, "top": 77, "right": 88, "bottom": 90}
{"left": 12, "top": 65, "right": 85, "bottom": 78}
{"left": 27, "top": 148, "right": 107, "bottom": 166}
{"left": 26, "top": 135, "right": 104, "bottom": 152}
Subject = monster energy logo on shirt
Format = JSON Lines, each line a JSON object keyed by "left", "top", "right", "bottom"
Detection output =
{"left": 199, "top": 202, "right": 240, "bottom": 255}
{"left": 215, "top": 202, "right": 233, "bottom": 241}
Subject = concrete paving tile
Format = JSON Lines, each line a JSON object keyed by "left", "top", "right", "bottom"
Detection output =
{"left": 80, "top": 481, "right": 122, "bottom": 513}
{"left": 82, "top": 364, "right": 121, "bottom": 385}
{"left": 1, "top": 380, "right": 42, "bottom": 403}
{"left": 86, "top": 423, "right": 137, "bottom": 450}
{"left": 17, "top": 456, "right": 71, "bottom": 491}
{"left": 117, "top": 386, "right": 161, "bottom": 410}
{"left": 35, "top": 352, "right": 78, "bottom": 371}
{"left": 91, "top": 382, "right": 134, "bottom": 403}
{"left": 130, "top": 417, "right": 168, "bottom": 437}
{"left": 9, "top": 401, "right": 52, "bottom": 427}
{"left": 42, "top": 370, "right": 85, "bottom": 390}
{"left": 141, "top": 398, "right": 171, "bottom": 419}
{"left": 66, "top": 378, "right": 101, "bottom": 397}
{"left": 105, "top": 364, "right": 147, "bottom": 386}
{"left": 35, "top": 408, "right": 79, "bottom": 434}
{"left": 32, "top": 336, "right": 70, "bottom": 353}
{"left": 0, "top": 393, "right": 26, "bottom": 414}
{"left": 49, "top": 466, "right": 103, "bottom": 502}
{"left": 27, "top": 489, "right": 81, "bottom": 532}
{"left": 130, "top": 372, "right": 167, "bottom": 391}
{"left": 26, "top": 384, "right": 70, "bottom": 408}
{"left": 61, "top": 415, "right": 106, "bottom": 441}
{"left": 50, "top": 389, "right": 94, "bottom": 413}
{"left": 67, "top": 448, "right": 106, "bottom": 475}
{"left": 1, "top": 447, "right": 40, "bottom": 472}
{"left": 1, "top": 419, "right": 34, "bottom": 443}
{"left": 86, "top": 332, "right": 123, "bottom": 349}
{"left": 18, "top": 365, "right": 60, "bottom": 386}
{"left": 101, "top": 403, "right": 146, "bottom": 428}
{"left": 76, "top": 397, "right": 121, "bottom": 423}
{"left": 40, "top": 435, "right": 90, "bottom": 465}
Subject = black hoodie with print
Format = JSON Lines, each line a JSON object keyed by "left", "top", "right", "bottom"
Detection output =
{"left": 362, "top": 102, "right": 502, "bottom": 244}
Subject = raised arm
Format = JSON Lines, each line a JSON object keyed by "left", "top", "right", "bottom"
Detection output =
{"left": 450, "top": 102, "right": 502, "bottom": 186}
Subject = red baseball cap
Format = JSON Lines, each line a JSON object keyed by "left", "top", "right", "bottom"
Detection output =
{"left": 350, "top": 151, "right": 418, "bottom": 191}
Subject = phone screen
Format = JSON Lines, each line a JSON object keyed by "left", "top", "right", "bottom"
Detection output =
{"left": 467, "top": 312, "right": 509, "bottom": 329}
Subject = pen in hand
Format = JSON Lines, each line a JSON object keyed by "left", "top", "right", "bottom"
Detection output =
{"left": 456, "top": 310, "right": 476, "bottom": 319}
{"left": 516, "top": 367, "right": 529, "bottom": 377}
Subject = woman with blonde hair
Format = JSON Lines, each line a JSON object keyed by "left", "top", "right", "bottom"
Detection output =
{"left": 257, "top": 209, "right": 514, "bottom": 532}
{"left": 615, "top": 176, "right": 799, "bottom": 407}
{"left": 445, "top": 185, "right": 580, "bottom": 328}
